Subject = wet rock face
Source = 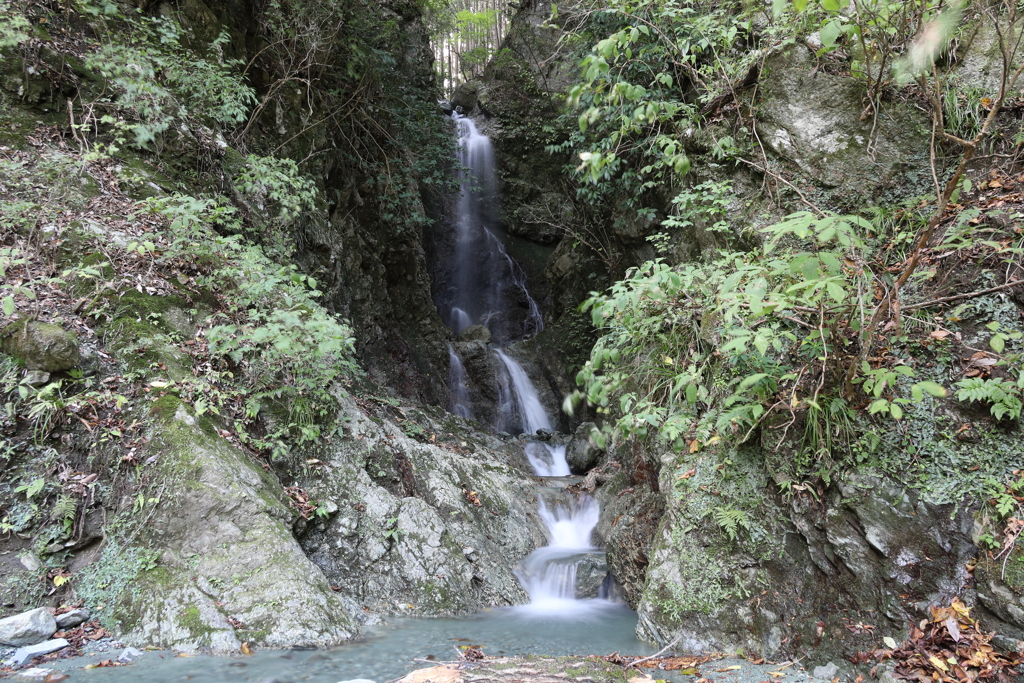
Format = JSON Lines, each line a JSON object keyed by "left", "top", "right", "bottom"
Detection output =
{"left": 755, "top": 46, "right": 930, "bottom": 206}
{"left": 298, "top": 397, "right": 545, "bottom": 616}
{"left": 975, "top": 549, "right": 1024, "bottom": 646}
{"left": 594, "top": 471, "right": 665, "bottom": 610}
{"left": 87, "top": 399, "right": 358, "bottom": 654}
{"left": 1, "top": 320, "right": 80, "bottom": 372}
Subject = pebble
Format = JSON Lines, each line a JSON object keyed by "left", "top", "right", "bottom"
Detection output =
{"left": 812, "top": 662, "right": 840, "bottom": 680}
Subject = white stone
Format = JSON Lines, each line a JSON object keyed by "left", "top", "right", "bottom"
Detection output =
{"left": 3, "top": 638, "right": 69, "bottom": 666}
{"left": 117, "top": 646, "right": 144, "bottom": 662}
{"left": 18, "top": 554, "right": 41, "bottom": 572}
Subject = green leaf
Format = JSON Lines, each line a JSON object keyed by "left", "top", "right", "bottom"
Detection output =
{"left": 820, "top": 19, "right": 843, "bottom": 48}
{"left": 916, "top": 381, "right": 947, "bottom": 398}
{"left": 2, "top": 296, "right": 13, "bottom": 316}
{"left": 990, "top": 334, "right": 1005, "bottom": 353}
{"left": 826, "top": 281, "right": 845, "bottom": 303}
{"left": 890, "top": 403, "right": 903, "bottom": 419}
{"left": 738, "top": 373, "right": 769, "bottom": 390}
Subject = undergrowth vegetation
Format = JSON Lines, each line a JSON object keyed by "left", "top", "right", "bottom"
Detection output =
{"left": 561, "top": 0, "right": 1024, "bottom": 496}
{"left": 0, "top": 0, "right": 454, "bottom": 605}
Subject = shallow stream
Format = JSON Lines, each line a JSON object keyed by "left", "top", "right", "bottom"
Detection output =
{"left": 53, "top": 605, "right": 656, "bottom": 682}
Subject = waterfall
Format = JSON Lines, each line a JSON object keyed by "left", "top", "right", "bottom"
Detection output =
{"left": 447, "top": 114, "right": 542, "bottom": 344}
{"left": 447, "top": 345, "right": 473, "bottom": 419}
{"left": 494, "top": 349, "right": 551, "bottom": 434}
{"left": 440, "top": 113, "right": 619, "bottom": 618}
{"left": 513, "top": 494, "right": 609, "bottom": 616}
{"left": 495, "top": 350, "right": 569, "bottom": 477}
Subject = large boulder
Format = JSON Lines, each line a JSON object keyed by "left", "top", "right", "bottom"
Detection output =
{"left": 565, "top": 422, "right": 602, "bottom": 473}
{"left": 299, "top": 396, "right": 544, "bottom": 616}
{"left": 450, "top": 81, "right": 480, "bottom": 114}
{"left": 1, "top": 320, "right": 80, "bottom": 372}
{"left": 0, "top": 607, "right": 57, "bottom": 647}
{"left": 77, "top": 396, "right": 359, "bottom": 654}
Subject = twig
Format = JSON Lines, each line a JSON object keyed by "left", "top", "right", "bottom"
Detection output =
{"left": 735, "top": 157, "right": 824, "bottom": 215}
{"left": 625, "top": 635, "right": 682, "bottom": 669}
{"left": 902, "top": 279, "right": 1023, "bottom": 310}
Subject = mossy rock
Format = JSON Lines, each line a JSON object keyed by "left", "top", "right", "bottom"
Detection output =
{"left": 0, "top": 319, "right": 80, "bottom": 372}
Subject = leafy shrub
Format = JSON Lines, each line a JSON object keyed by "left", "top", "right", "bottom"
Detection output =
{"left": 139, "top": 193, "right": 358, "bottom": 454}
{"left": 569, "top": 210, "right": 948, "bottom": 481}
{"left": 83, "top": 18, "right": 254, "bottom": 150}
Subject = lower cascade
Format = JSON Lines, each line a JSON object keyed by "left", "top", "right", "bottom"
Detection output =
{"left": 442, "top": 112, "right": 623, "bottom": 619}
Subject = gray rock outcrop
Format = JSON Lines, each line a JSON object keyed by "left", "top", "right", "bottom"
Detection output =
{"left": 299, "top": 396, "right": 545, "bottom": 615}
{"left": 80, "top": 398, "right": 360, "bottom": 654}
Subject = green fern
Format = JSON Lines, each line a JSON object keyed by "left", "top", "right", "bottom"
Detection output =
{"left": 51, "top": 493, "right": 78, "bottom": 533}
{"left": 955, "top": 377, "right": 1023, "bottom": 421}
{"left": 713, "top": 506, "right": 750, "bottom": 541}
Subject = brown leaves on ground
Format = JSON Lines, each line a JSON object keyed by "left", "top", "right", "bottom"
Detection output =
{"left": 457, "top": 646, "right": 485, "bottom": 661}
{"left": 601, "top": 652, "right": 714, "bottom": 675}
{"left": 53, "top": 620, "right": 109, "bottom": 649}
{"left": 285, "top": 485, "right": 317, "bottom": 519}
{"left": 884, "top": 598, "right": 1023, "bottom": 682}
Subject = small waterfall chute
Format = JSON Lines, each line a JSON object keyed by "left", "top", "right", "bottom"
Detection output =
{"left": 495, "top": 349, "right": 570, "bottom": 476}
{"left": 513, "top": 494, "right": 613, "bottom": 616}
{"left": 447, "top": 344, "right": 473, "bottom": 419}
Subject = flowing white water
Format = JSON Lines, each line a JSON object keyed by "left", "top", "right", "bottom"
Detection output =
{"left": 494, "top": 350, "right": 570, "bottom": 476}
{"left": 514, "top": 495, "right": 614, "bottom": 617}
{"left": 451, "top": 307, "right": 472, "bottom": 334}
{"left": 539, "top": 494, "right": 599, "bottom": 549}
{"left": 494, "top": 349, "right": 550, "bottom": 434}
{"left": 483, "top": 229, "right": 544, "bottom": 338}
{"left": 447, "top": 344, "right": 473, "bottom": 419}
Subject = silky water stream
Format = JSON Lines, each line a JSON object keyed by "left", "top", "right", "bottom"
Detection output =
{"left": 43, "top": 114, "right": 656, "bottom": 682}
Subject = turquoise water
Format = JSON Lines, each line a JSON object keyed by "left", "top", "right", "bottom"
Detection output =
{"left": 68, "top": 603, "right": 657, "bottom": 682}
